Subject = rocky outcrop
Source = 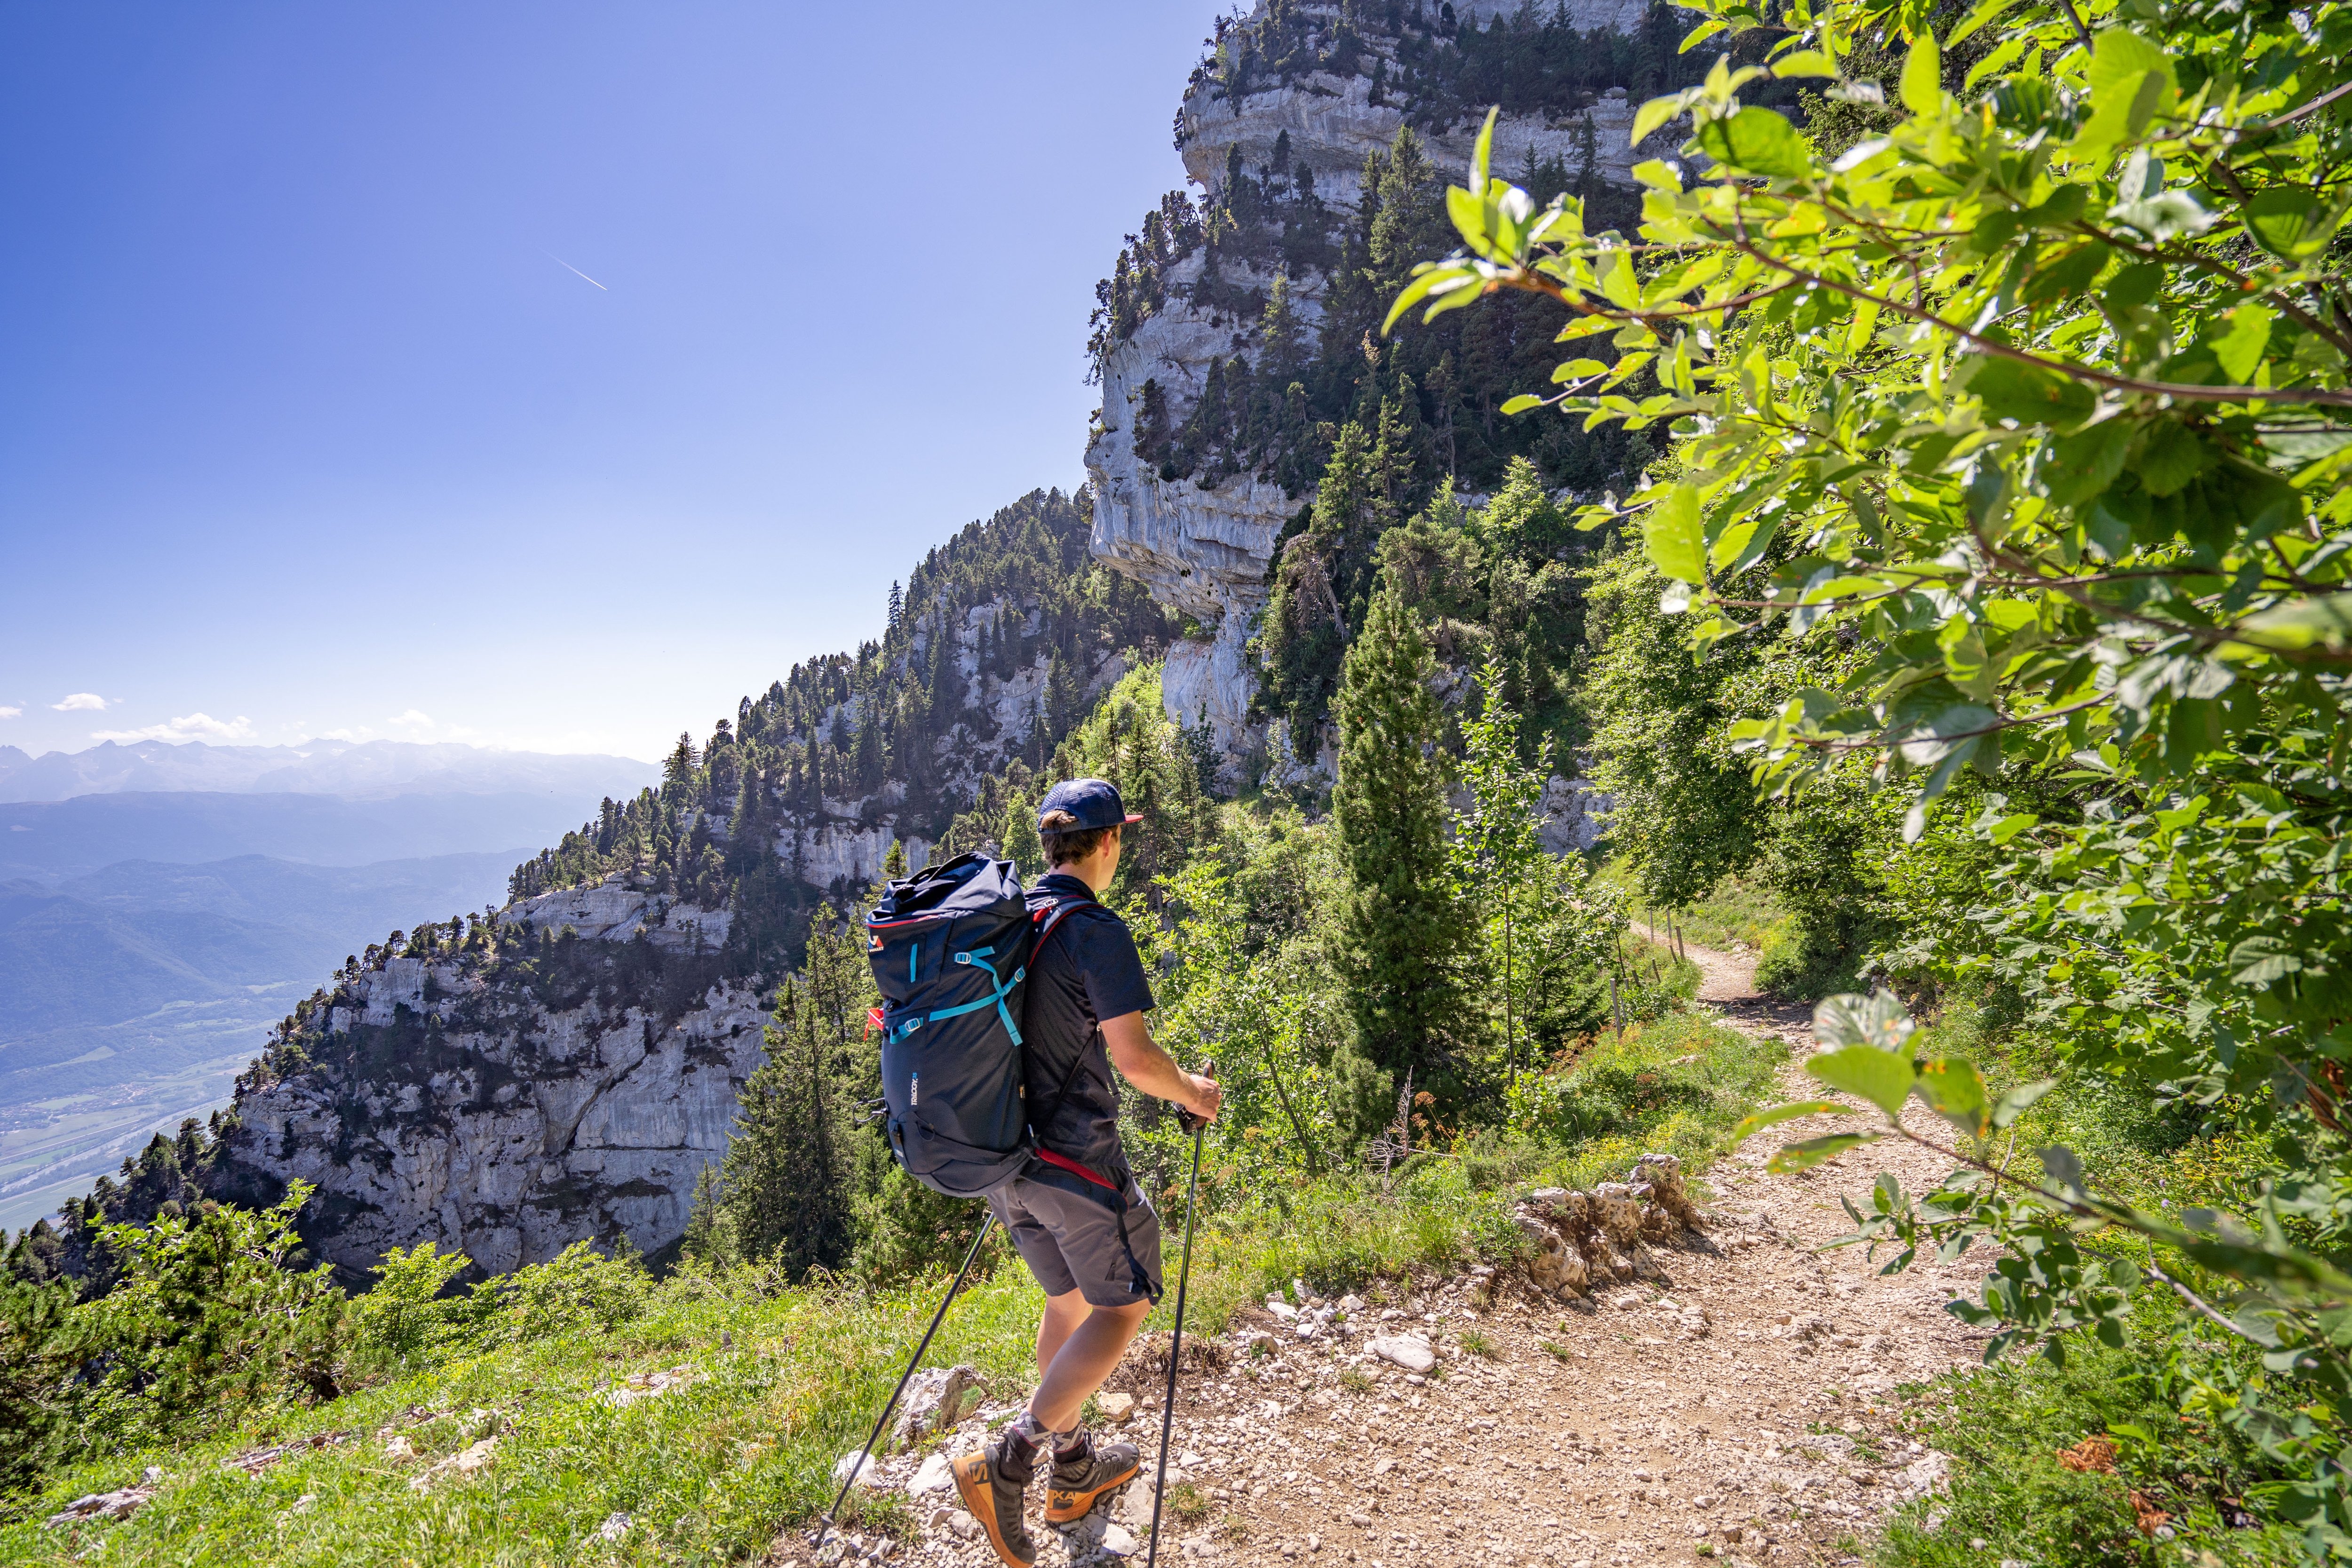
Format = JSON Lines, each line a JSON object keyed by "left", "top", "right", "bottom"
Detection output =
{"left": 1086, "top": 0, "right": 1654, "bottom": 780}
{"left": 218, "top": 918, "right": 767, "bottom": 1281}
{"left": 1516, "top": 1152, "right": 1704, "bottom": 1298}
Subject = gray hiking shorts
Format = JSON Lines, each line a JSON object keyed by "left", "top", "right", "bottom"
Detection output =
{"left": 987, "top": 1163, "right": 1163, "bottom": 1309}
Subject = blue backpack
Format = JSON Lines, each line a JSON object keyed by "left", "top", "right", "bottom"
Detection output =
{"left": 863, "top": 853, "right": 1037, "bottom": 1197}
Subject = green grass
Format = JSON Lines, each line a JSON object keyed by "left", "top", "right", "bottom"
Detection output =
{"left": 1876, "top": 1295, "right": 2306, "bottom": 1568}
{"left": 5, "top": 1012, "right": 1790, "bottom": 1565}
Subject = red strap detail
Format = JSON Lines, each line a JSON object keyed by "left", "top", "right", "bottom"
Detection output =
{"left": 1033, "top": 1147, "right": 1117, "bottom": 1191}
{"left": 1030, "top": 893, "right": 1097, "bottom": 953}
{"left": 865, "top": 1005, "right": 884, "bottom": 1035}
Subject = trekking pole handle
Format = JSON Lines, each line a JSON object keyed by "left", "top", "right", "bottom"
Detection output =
{"left": 1175, "top": 1058, "right": 1216, "bottom": 1134}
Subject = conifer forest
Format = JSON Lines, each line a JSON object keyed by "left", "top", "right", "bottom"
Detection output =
{"left": 6, "top": 0, "right": 2352, "bottom": 1563}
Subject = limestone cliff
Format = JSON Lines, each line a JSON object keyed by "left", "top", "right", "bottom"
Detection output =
{"left": 1087, "top": 0, "right": 1687, "bottom": 794}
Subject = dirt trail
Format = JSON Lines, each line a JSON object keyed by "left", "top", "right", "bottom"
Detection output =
{"left": 799, "top": 945, "right": 1983, "bottom": 1568}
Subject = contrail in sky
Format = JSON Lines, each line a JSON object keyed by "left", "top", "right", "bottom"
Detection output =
{"left": 545, "top": 252, "right": 608, "bottom": 290}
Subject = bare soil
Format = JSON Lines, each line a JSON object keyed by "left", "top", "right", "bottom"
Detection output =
{"left": 809, "top": 945, "right": 1981, "bottom": 1568}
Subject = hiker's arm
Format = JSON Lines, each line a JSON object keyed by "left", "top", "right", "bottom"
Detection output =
{"left": 1100, "top": 1012, "right": 1220, "bottom": 1122}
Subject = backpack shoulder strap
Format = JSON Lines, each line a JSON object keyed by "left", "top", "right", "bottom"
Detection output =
{"left": 1029, "top": 889, "right": 1099, "bottom": 955}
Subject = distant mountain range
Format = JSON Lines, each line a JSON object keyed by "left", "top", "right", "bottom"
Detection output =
{"left": 0, "top": 848, "right": 526, "bottom": 1233}
{"left": 0, "top": 790, "right": 644, "bottom": 882}
{"left": 0, "top": 738, "right": 656, "bottom": 803}
{"left": 0, "top": 738, "right": 659, "bottom": 1232}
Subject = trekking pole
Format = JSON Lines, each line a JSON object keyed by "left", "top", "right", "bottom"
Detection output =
{"left": 1146, "top": 1062, "right": 1212, "bottom": 1568}
{"left": 811, "top": 1210, "right": 997, "bottom": 1556}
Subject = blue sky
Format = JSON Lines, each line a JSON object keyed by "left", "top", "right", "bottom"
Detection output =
{"left": 0, "top": 2, "right": 1227, "bottom": 762}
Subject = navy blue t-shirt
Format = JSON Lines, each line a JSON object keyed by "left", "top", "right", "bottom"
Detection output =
{"left": 1022, "top": 872, "right": 1155, "bottom": 1174}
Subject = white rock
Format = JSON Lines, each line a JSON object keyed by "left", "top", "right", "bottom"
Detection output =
{"left": 1370, "top": 1337, "right": 1437, "bottom": 1374}
{"left": 909, "top": 1453, "right": 954, "bottom": 1496}
{"left": 833, "top": 1449, "right": 886, "bottom": 1490}
{"left": 1102, "top": 1522, "right": 1139, "bottom": 1556}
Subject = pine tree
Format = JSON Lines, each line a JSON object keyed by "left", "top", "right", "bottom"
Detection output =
{"left": 1331, "top": 570, "right": 1468, "bottom": 1129}
{"left": 718, "top": 973, "right": 854, "bottom": 1279}
{"left": 663, "top": 732, "right": 698, "bottom": 788}
{"left": 680, "top": 1165, "right": 734, "bottom": 1267}
{"left": 1260, "top": 274, "right": 1307, "bottom": 378}
{"left": 1450, "top": 653, "right": 1553, "bottom": 1107}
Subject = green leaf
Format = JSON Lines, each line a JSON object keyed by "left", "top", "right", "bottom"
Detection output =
{"left": 1900, "top": 32, "right": 1942, "bottom": 117}
{"left": 1645, "top": 484, "right": 1708, "bottom": 584}
{"left": 1383, "top": 263, "right": 1480, "bottom": 335}
{"left": 1767, "top": 1132, "right": 1881, "bottom": 1173}
{"left": 2041, "top": 418, "right": 2131, "bottom": 505}
{"left": 1500, "top": 393, "right": 1546, "bottom": 415}
{"left": 2107, "top": 190, "right": 2215, "bottom": 243}
{"left": 2136, "top": 420, "right": 2214, "bottom": 497}
{"left": 1710, "top": 512, "right": 1781, "bottom": 577}
{"left": 2211, "top": 304, "right": 2274, "bottom": 384}
{"left": 1772, "top": 49, "right": 1839, "bottom": 77}
{"left": 1806, "top": 1046, "right": 1919, "bottom": 1119}
{"left": 1914, "top": 1057, "right": 1990, "bottom": 1138}
{"left": 1446, "top": 184, "right": 1491, "bottom": 248}
{"left": 1813, "top": 990, "right": 1919, "bottom": 1052}
{"left": 2244, "top": 187, "right": 2349, "bottom": 261}
{"left": 1989, "top": 1078, "right": 2057, "bottom": 1130}
{"left": 2229, "top": 934, "right": 2304, "bottom": 985}
{"left": 1986, "top": 811, "right": 2040, "bottom": 844}
{"left": 1470, "top": 106, "right": 1498, "bottom": 198}
{"left": 1631, "top": 94, "right": 1687, "bottom": 146}
{"left": 2239, "top": 593, "right": 2352, "bottom": 651}
{"left": 1679, "top": 16, "right": 1729, "bottom": 51}
{"left": 1732, "top": 1101, "right": 1846, "bottom": 1141}
{"left": 1966, "top": 355, "right": 2097, "bottom": 428}
{"left": 2072, "top": 30, "right": 2176, "bottom": 155}
{"left": 2039, "top": 1145, "right": 2088, "bottom": 1198}
{"left": 1696, "top": 108, "right": 1814, "bottom": 180}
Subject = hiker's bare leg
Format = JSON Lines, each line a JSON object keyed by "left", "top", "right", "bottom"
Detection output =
{"left": 1029, "top": 1291, "right": 1150, "bottom": 1433}
{"left": 1034, "top": 1287, "right": 1090, "bottom": 1378}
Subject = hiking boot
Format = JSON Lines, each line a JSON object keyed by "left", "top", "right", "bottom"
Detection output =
{"left": 1044, "top": 1431, "right": 1140, "bottom": 1525}
{"left": 953, "top": 1425, "right": 1040, "bottom": 1568}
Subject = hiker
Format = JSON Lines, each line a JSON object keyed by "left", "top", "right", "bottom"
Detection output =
{"left": 952, "top": 778, "right": 1222, "bottom": 1568}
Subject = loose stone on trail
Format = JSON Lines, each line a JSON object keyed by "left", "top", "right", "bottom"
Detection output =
{"left": 1368, "top": 1335, "right": 1437, "bottom": 1373}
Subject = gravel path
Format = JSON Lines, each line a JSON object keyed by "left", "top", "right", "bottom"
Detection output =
{"left": 793, "top": 947, "right": 1983, "bottom": 1568}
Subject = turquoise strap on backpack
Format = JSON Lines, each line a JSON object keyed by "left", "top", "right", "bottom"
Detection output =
{"left": 919, "top": 949, "right": 1025, "bottom": 1046}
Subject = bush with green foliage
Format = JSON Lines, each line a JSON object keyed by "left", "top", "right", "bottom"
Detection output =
{"left": 1407, "top": 0, "right": 2352, "bottom": 1541}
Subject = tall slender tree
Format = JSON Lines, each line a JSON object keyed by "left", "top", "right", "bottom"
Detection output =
{"left": 1331, "top": 569, "right": 1468, "bottom": 1128}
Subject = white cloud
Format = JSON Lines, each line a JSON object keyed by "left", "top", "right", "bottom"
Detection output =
{"left": 91, "top": 712, "right": 258, "bottom": 744}
{"left": 318, "top": 726, "right": 373, "bottom": 742}
{"left": 386, "top": 709, "right": 435, "bottom": 731}
{"left": 52, "top": 692, "right": 108, "bottom": 712}
{"left": 0, "top": 706, "right": 20, "bottom": 720}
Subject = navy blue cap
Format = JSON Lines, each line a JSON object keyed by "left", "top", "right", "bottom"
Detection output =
{"left": 1038, "top": 778, "right": 1143, "bottom": 833}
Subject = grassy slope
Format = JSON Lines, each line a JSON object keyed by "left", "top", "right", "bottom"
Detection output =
{"left": 6, "top": 1011, "right": 1780, "bottom": 1566}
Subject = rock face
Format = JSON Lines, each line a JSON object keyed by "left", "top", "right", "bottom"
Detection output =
{"left": 218, "top": 912, "right": 767, "bottom": 1281}
{"left": 1086, "top": 0, "right": 1655, "bottom": 775}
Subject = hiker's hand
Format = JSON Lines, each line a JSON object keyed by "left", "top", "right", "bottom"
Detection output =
{"left": 1180, "top": 1070, "right": 1221, "bottom": 1126}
